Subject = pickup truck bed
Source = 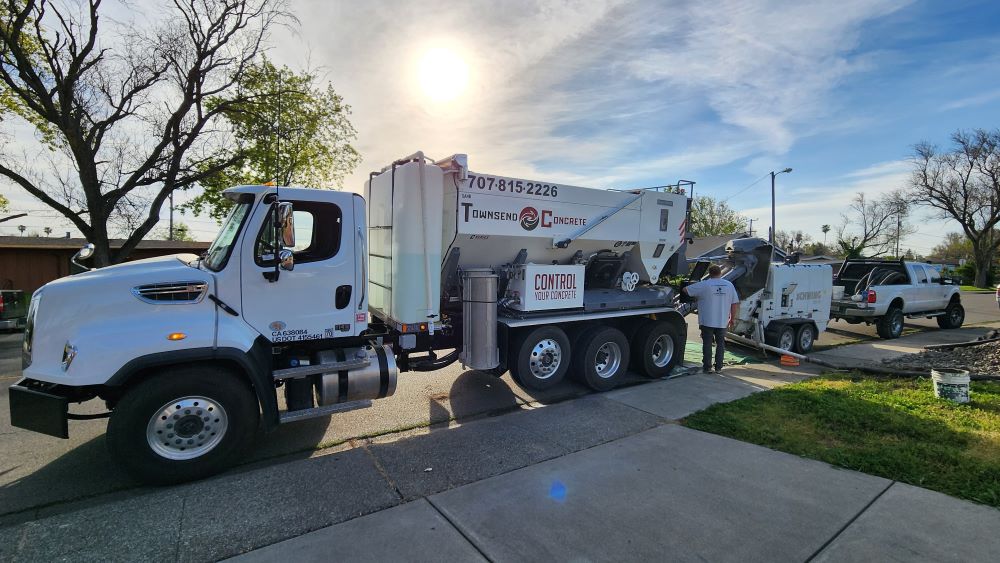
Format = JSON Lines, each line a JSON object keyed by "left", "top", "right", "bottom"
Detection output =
{"left": 830, "top": 259, "right": 963, "bottom": 339}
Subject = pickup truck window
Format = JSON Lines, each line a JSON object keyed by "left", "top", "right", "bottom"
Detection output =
{"left": 928, "top": 267, "right": 942, "bottom": 283}
{"left": 915, "top": 265, "right": 930, "bottom": 284}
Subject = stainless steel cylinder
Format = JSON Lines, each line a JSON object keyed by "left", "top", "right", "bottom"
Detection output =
{"left": 461, "top": 268, "right": 499, "bottom": 370}
{"left": 315, "top": 346, "right": 398, "bottom": 406}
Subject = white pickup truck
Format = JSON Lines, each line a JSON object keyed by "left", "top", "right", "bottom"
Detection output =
{"left": 830, "top": 259, "right": 963, "bottom": 339}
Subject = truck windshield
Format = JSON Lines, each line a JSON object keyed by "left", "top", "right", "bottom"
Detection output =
{"left": 203, "top": 200, "right": 252, "bottom": 272}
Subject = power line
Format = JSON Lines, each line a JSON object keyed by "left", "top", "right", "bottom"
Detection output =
{"left": 720, "top": 173, "right": 771, "bottom": 203}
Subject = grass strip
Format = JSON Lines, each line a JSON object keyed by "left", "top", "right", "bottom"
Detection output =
{"left": 684, "top": 373, "right": 1000, "bottom": 507}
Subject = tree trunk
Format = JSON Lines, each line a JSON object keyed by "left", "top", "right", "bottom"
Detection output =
{"left": 973, "top": 244, "right": 994, "bottom": 288}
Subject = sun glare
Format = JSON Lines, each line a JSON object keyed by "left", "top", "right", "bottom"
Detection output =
{"left": 419, "top": 47, "right": 469, "bottom": 103}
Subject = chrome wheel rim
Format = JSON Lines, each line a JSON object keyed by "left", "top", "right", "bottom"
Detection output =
{"left": 594, "top": 341, "right": 622, "bottom": 379}
{"left": 779, "top": 330, "right": 794, "bottom": 351}
{"left": 798, "top": 327, "right": 813, "bottom": 350}
{"left": 147, "top": 396, "right": 228, "bottom": 461}
{"left": 529, "top": 339, "right": 562, "bottom": 380}
{"left": 891, "top": 314, "right": 903, "bottom": 334}
{"left": 651, "top": 334, "right": 674, "bottom": 368}
{"left": 950, "top": 308, "right": 962, "bottom": 324}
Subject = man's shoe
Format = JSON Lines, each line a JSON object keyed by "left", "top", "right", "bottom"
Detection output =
{"left": 714, "top": 367, "right": 723, "bottom": 374}
{"left": 702, "top": 367, "right": 712, "bottom": 374}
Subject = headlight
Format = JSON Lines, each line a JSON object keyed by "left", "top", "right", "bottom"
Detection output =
{"left": 22, "top": 292, "right": 41, "bottom": 369}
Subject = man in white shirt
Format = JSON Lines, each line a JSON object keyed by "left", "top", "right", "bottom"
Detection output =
{"left": 683, "top": 264, "right": 741, "bottom": 373}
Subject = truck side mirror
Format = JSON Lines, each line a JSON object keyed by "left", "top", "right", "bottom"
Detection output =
{"left": 72, "top": 243, "right": 96, "bottom": 271}
{"left": 277, "top": 202, "right": 295, "bottom": 248}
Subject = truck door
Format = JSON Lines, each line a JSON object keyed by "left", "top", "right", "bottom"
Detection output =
{"left": 240, "top": 192, "right": 363, "bottom": 343}
{"left": 911, "top": 264, "right": 932, "bottom": 312}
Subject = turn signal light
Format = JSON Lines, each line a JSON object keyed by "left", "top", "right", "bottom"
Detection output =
{"left": 167, "top": 332, "right": 187, "bottom": 341}
{"left": 867, "top": 290, "right": 877, "bottom": 304}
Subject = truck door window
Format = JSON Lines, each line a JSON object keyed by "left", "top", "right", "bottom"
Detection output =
{"left": 928, "top": 268, "right": 941, "bottom": 283}
{"left": 255, "top": 201, "right": 342, "bottom": 266}
{"left": 916, "top": 266, "right": 930, "bottom": 283}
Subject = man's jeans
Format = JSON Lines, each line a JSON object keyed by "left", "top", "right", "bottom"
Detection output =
{"left": 700, "top": 325, "right": 726, "bottom": 371}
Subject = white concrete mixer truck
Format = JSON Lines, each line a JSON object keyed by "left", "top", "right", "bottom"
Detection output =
{"left": 9, "top": 151, "right": 692, "bottom": 484}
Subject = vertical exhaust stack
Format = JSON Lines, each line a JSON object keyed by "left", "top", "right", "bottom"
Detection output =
{"left": 461, "top": 269, "right": 499, "bottom": 370}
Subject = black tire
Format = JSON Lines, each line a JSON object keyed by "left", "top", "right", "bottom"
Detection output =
{"left": 509, "top": 326, "right": 571, "bottom": 391}
{"left": 765, "top": 324, "right": 796, "bottom": 351}
{"left": 631, "top": 320, "right": 682, "bottom": 378}
{"left": 937, "top": 301, "right": 965, "bottom": 329}
{"left": 876, "top": 306, "right": 904, "bottom": 339}
{"left": 795, "top": 323, "right": 816, "bottom": 354}
{"left": 107, "top": 366, "right": 259, "bottom": 485}
{"left": 572, "top": 326, "right": 630, "bottom": 391}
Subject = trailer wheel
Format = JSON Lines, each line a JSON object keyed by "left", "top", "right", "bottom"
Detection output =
{"left": 631, "top": 321, "right": 682, "bottom": 378}
{"left": 107, "top": 366, "right": 259, "bottom": 485}
{"left": 509, "top": 326, "right": 571, "bottom": 391}
{"left": 795, "top": 323, "right": 816, "bottom": 354}
{"left": 572, "top": 326, "right": 630, "bottom": 391}
{"left": 766, "top": 324, "right": 796, "bottom": 352}
{"left": 876, "top": 306, "right": 904, "bottom": 339}
{"left": 937, "top": 301, "right": 965, "bottom": 329}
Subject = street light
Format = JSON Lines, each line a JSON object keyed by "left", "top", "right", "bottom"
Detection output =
{"left": 770, "top": 168, "right": 793, "bottom": 247}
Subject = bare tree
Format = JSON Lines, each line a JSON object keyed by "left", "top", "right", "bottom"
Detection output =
{"left": 835, "top": 192, "right": 898, "bottom": 258}
{"left": 909, "top": 129, "right": 1000, "bottom": 287}
{"left": 0, "top": 0, "right": 288, "bottom": 266}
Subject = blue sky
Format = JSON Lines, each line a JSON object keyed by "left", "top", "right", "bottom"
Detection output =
{"left": 3, "top": 0, "right": 999, "bottom": 255}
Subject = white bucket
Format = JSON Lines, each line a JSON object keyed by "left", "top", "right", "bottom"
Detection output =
{"left": 832, "top": 286, "right": 845, "bottom": 300}
{"left": 931, "top": 368, "right": 970, "bottom": 403}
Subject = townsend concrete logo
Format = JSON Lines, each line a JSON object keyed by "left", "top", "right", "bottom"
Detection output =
{"left": 519, "top": 206, "right": 540, "bottom": 231}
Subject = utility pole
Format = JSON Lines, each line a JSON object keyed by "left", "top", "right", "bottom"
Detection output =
{"left": 748, "top": 218, "right": 759, "bottom": 238}
{"left": 770, "top": 168, "right": 793, "bottom": 262}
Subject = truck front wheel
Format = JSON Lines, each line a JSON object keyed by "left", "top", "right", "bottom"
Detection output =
{"left": 937, "top": 301, "right": 965, "bottom": 329}
{"left": 509, "top": 326, "right": 571, "bottom": 391}
{"left": 107, "top": 366, "right": 259, "bottom": 485}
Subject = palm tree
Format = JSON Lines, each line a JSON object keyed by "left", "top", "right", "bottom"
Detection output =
{"left": 43, "top": 226, "right": 52, "bottom": 237}
{"left": 821, "top": 224, "right": 831, "bottom": 244}
{"left": 18, "top": 224, "right": 25, "bottom": 236}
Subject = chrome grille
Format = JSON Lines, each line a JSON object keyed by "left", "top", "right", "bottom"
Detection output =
{"left": 132, "top": 282, "right": 208, "bottom": 304}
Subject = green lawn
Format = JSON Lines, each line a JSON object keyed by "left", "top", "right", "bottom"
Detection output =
{"left": 960, "top": 285, "right": 994, "bottom": 293}
{"left": 684, "top": 374, "right": 1000, "bottom": 507}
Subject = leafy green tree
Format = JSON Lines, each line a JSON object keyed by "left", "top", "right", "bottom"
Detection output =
{"left": 0, "top": 193, "right": 8, "bottom": 212}
{"left": 185, "top": 59, "right": 360, "bottom": 221}
{"left": 689, "top": 195, "right": 748, "bottom": 238}
{"left": 929, "top": 232, "right": 973, "bottom": 262}
{"left": 153, "top": 222, "right": 195, "bottom": 242}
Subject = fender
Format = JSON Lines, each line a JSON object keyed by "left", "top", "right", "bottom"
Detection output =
{"left": 105, "top": 336, "right": 278, "bottom": 431}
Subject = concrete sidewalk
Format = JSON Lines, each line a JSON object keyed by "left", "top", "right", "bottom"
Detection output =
{"left": 233, "top": 418, "right": 999, "bottom": 563}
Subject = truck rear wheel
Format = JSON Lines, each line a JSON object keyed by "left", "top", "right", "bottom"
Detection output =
{"left": 631, "top": 321, "right": 681, "bottom": 378}
{"left": 937, "top": 301, "right": 965, "bottom": 329}
{"left": 573, "top": 326, "right": 630, "bottom": 391}
{"left": 876, "top": 306, "right": 904, "bottom": 339}
{"left": 509, "top": 326, "right": 571, "bottom": 391}
{"left": 107, "top": 366, "right": 259, "bottom": 485}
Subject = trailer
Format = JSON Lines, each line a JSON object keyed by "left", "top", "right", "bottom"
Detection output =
{"left": 9, "top": 151, "right": 693, "bottom": 484}
{"left": 686, "top": 238, "right": 832, "bottom": 353}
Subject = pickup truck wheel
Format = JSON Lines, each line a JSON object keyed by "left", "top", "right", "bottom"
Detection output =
{"left": 795, "top": 324, "right": 816, "bottom": 354}
{"left": 572, "top": 326, "right": 630, "bottom": 391}
{"left": 631, "top": 321, "right": 681, "bottom": 378}
{"left": 937, "top": 302, "right": 965, "bottom": 329}
{"left": 509, "top": 326, "right": 570, "bottom": 391}
{"left": 766, "top": 324, "right": 796, "bottom": 352}
{"left": 877, "top": 307, "right": 904, "bottom": 339}
{"left": 107, "top": 367, "right": 259, "bottom": 485}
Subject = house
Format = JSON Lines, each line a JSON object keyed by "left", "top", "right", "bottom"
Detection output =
{"left": 0, "top": 236, "right": 209, "bottom": 294}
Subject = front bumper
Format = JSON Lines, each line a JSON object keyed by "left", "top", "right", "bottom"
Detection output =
{"left": 9, "top": 379, "right": 69, "bottom": 438}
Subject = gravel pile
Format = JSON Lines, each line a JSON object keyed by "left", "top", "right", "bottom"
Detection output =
{"left": 882, "top": 341, "right": 1000, "bottom": 375}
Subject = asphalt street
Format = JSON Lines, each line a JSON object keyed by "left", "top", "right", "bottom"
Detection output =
{"left": 0, "top": 291, "right": 997, "bottom": 530}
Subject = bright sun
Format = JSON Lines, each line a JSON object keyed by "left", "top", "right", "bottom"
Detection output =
{"left": 419, "top": 47, "right": 469, "bottom": 102}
